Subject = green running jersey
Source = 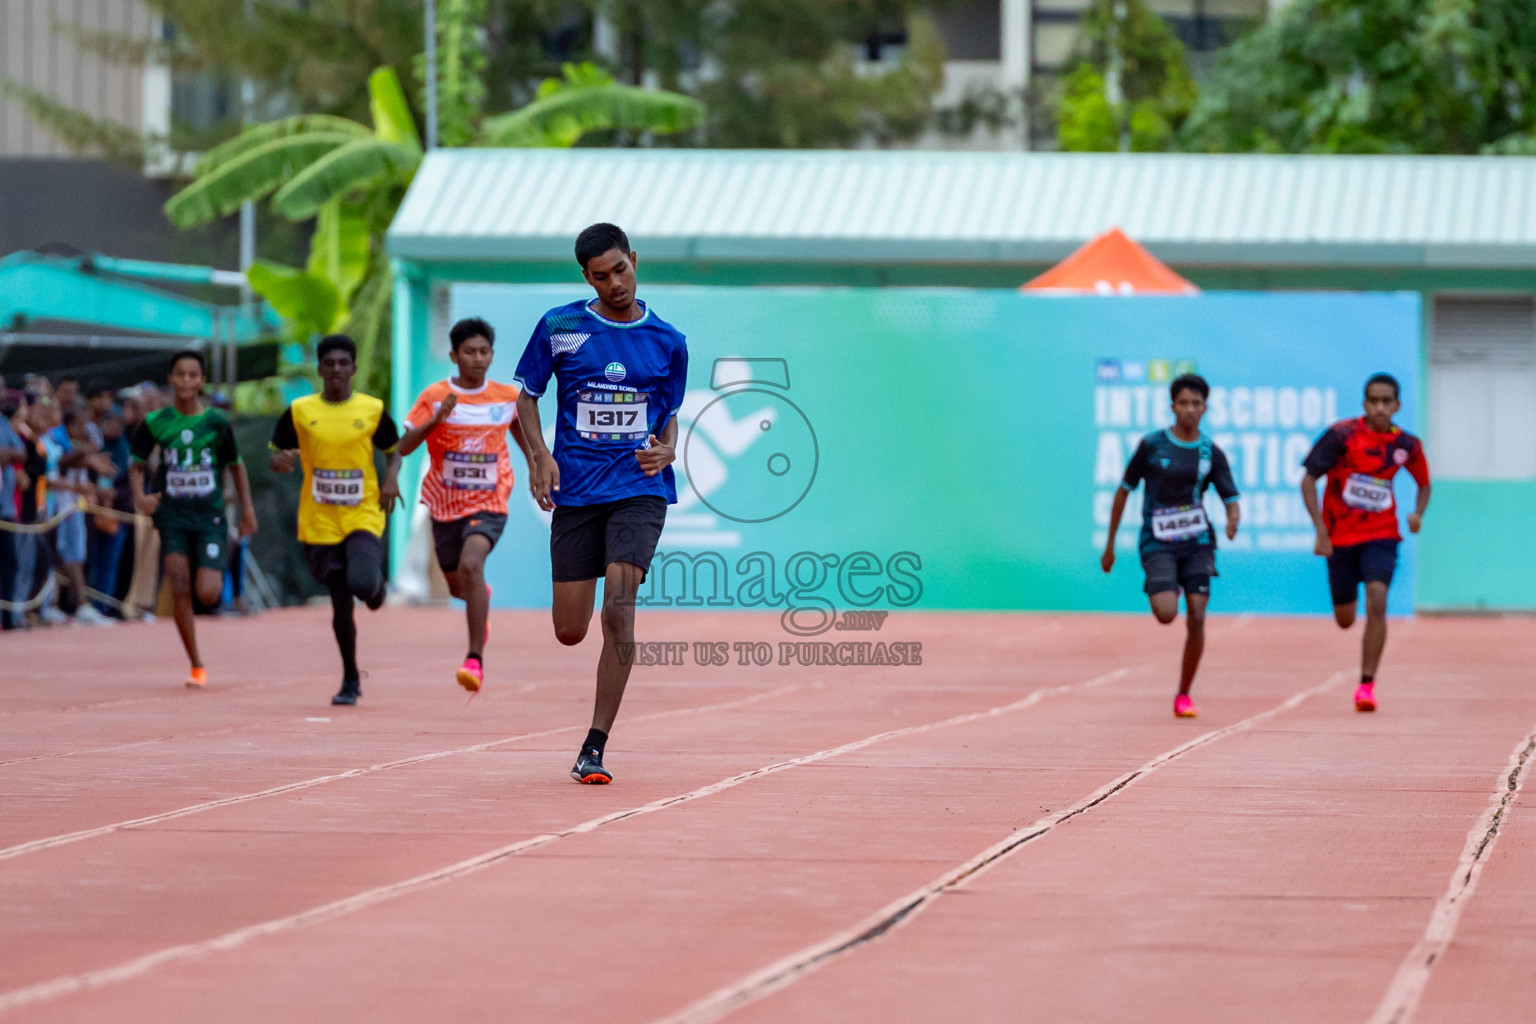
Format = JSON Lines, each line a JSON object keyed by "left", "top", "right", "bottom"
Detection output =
{"left": 130, "top": 405, "right": 242, "bottom": 530}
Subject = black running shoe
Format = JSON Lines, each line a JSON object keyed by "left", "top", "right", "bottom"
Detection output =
{"left": 571, "top": 750, "right": 612, "bottom": 784}
{"left": 331, "top": 680, "right": 360, "bottom": 706}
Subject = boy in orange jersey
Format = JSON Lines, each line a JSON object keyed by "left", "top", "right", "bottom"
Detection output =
{"left": 399, "top": 318, "right": 534, "bottom": 692}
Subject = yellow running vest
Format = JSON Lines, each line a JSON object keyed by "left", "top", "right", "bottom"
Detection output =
{"left": 292, "top": 393, "right": 389, "bottom": 545}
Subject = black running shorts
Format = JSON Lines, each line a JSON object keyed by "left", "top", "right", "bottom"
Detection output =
{"left": 1141, "top": 546, "right": 1216, "bottom": 597}
{"left": 431, "top": 512, "right": 508, "bottom": 573}
{"left": 550, "top": 495, "right": 667, "bottom": 583}
{"left": 1326, "top": 538, "right": 1398, "bottom": 606}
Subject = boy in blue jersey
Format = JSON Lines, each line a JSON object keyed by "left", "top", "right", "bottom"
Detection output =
{"left": 514, "top": 223, "right": 689, "bottom": 784}
{"left": 1101, "top": 374, "right": 1241, "bottom": 718}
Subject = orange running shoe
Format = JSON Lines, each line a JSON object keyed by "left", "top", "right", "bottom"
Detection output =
{"left": 186, "top": 667, "right": 207, "bottom": 689}
{"left": 1354, "top": 681, "right": 1376, "bottom": 712}
{"left": 455, "top": 656, "right": 483, "bottom": 693}
{"left": 1173, "top": 693, "right": 1198, "bottom": 718}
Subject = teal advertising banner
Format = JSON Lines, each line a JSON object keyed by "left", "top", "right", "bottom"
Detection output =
{"left": 400, "top": 286, "right": 1421, "bottom": 616}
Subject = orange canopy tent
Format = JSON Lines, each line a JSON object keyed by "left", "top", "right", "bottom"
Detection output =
{"left": 1021, "top": 227, "right": 1199, "bottom": 295}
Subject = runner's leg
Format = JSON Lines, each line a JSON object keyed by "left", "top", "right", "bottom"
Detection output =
{"left": 552, "top": 580, "right": 597, "bottom": 646}
{"left": 591, "top": 560, "right": 643, "bottom": 733}
{"left": 164, "top": 553, "right": 202, "bottom": 669}
{"left": 1149, "top": 592, "right": 1178, "bottom": 624}
{"left": 327, "top": 572, "right": 359, "bottom": 683}
{"left": 456, "top": 534, "right": 492, "bottom": 658}
{"left": 1180, "top": 592, "right": 1208, "bottom": 697}
{"left": 1361, "top": 580, "right": 1389, "bottom": 678}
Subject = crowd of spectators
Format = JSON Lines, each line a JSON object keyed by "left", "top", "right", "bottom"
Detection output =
{"left": 0, "top": 372, "right": 234, "bottom": 630}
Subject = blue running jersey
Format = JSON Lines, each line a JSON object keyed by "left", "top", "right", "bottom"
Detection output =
{"left": 514, "top": 299, "right": 689, "bottom": 507}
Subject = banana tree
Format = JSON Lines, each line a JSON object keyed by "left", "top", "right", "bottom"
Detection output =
{"left": 165, "top": 62, "right": 703, "bottom": 400}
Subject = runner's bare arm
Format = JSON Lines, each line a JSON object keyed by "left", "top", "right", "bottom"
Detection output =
{"left": 1408, "top": 481, "right": 1431, "bottom": 534}
{"left": 379, "top": 448, "right": 402, "bottom": 513}
{"left": 517, "top": 393, "right": 559, "bottom": 511}
{"left": 129, "top": 461, "right": 158, "bottom": 516}
{"left": 231, "top": 462, "right": 258, "bottom": 537}
{"left": 1101, "top": 487, "right": 1129, "bottom": 573}
{"left": 397, "top": 394, "right": 455, "bottom": 457}
{"left": 509, "top": 416, "right": 536, "bottom": 473}
{"left": 635, "top": 416, "right": 678, "bottom": 477}
{"left": 269, "top": 449, "right": 299, "bottom": 473}
{"left": 1225, "top": 499, "right": 1242, "bottom": 540}
{"left": 1300, "top": 473, "right": 1330, "bottom": 556}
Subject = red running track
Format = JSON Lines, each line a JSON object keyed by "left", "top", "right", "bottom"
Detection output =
{"left": 1, "top": 607, "right": 1534, "bottom": 1023}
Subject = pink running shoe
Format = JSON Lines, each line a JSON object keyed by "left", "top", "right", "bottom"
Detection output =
{"left": 1173, "top": 694, "right": 1198, "bottom": 718}
{"left": 455, "top": 656, "right": 484, "bottom": 693}
{"left": 1354, "top": 681, "right": 1376, "bottom": 712}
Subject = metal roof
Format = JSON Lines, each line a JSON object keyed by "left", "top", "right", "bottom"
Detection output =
{"left": 387, "top": 150, "right": 1536, "bottom": 268}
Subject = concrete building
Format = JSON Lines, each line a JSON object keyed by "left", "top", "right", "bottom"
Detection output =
{"left": 929, "top": 0, "right": 1273, "bottom": 149}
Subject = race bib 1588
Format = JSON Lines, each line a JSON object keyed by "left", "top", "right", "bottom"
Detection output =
{"left": 1150, "top": 504, "right": 1210, "bottom": 543}
{"left": 443, "top": 451, "right": 498, "bottom": 491}
{"left": 312, "top": 468, "right": 365, "bottom": 506}
{"left": 165, "top": 468, "right": 215, "bottom": 499}
{"left": 1342, "top": 474, "right": 1393, "bottom": 512}
{"left": 576, "top": 391, "right": 649, "bottom": 443}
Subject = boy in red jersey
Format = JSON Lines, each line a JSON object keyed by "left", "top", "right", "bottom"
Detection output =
{"left": 399, "top": 317, "right": 533, "bottom": 693}
{"left": 1300, "top": 373, "right": 1431, "bottom": 712}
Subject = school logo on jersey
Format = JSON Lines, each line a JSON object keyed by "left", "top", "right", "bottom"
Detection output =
{"left": 181, "top": 429, "right": 194, "bottom": 443}
{"left": 605, "top": 362, "right": 627, "bottom": 383}
{"left": 1393, "top": 448, "right": 1409, "bottom": 465}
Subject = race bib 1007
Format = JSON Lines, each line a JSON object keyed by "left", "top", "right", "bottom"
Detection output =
{"left": 443, "top": 451, "right": 498, "bottom": 491}
{"left": 312, "top": 468, "right": 364, "bottom": 506}
{"left": 576, "top": 391, "right": 649, "bottom": 443}
{"left": 1150, "top": 504, "right": 1210, "bottom": 543}
{"left": 165, "top": 468, "right": 215, "bottom": 499}
{"left": 1342, "top": 474, "right": 1393, "bottom": 512}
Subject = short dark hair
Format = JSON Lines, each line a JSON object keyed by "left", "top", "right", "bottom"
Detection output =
{"left": 168, "top": 349, "right": 205, "bottom": 376}
{"left": 1365, "top": 373, "right": 1400, "bottom": 399}
{"left": 449, "top": 317, "right": 494, "bottom": 352}
{"left": 575, "top": 223, "right": 631, "bottom": 269}
{"left": 1169, "top": 373, "right": 1209, "bottom": 402}
{"left": 86, "top": 379, "right": 113, "bottom": 399}
{"left": 317, "top": 334, "right": 357, "bottom": 363}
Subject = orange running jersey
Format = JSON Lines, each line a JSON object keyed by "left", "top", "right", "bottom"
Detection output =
{"left": 404, "top": 379, "right": 521, "bottom": 521}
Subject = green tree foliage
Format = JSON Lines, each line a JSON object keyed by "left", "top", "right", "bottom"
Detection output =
{"left": 696, "top": 7, "right": 946, "bottom": 147}
{"left": 1182, "top": 0, "right": 1536, "bottom": 153}
{"left": 1055, "top": 0, "right": 1196, "bottom": 152}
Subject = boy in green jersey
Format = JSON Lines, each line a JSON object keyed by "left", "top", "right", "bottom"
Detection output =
{"left": 129, "top": 350, "right": 258, "bottom": 687}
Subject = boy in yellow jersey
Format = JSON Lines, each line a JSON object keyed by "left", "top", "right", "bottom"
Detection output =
{"left": 270, "top": 335, "right": 402, "bottom": 705}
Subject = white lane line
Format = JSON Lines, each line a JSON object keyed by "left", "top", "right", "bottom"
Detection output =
{"left": 1365, "top": 721, "right": 1536, "bottom": 1024}
{"left": 0, "top": 667, "right": 1134, "bottom": 1014}
{"left": 0, "top": 685, "right": 800, "bottom": 864}
{"left": 658, "top": 670, "right": 1351, "bottom": 1024}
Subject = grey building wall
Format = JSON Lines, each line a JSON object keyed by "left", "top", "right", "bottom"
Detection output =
{"left": 0, "top": 0, "right": 157, "bottom": 158}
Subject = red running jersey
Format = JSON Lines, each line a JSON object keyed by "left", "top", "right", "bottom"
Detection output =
{"left": 1302, "top": 418, "right": 1429, "bottom": 547}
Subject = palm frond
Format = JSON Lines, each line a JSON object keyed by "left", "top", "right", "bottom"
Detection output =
{"left": 271, "top": 138, "right": 419, "bottom": 220}
{"left": 480, "top": 82, "right": 705, "bottom": 147}
{"left": 306, "top": 201, "right": 372, "bottom": 307}
{"left": 368, "top": 67, "right": 421, "bottom": 151}
{"left": 246, "top": 260, "right": 341, "bottom": 340}
{"left": 164, "top": 132, "right": 360, "bottom": 227}
{"left": 193, "top": 115, "right": 372, "bottom": 176}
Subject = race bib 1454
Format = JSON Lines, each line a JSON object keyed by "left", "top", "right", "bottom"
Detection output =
{"left": 1150, "top": 504, "right": 1210, "bottom": 543}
